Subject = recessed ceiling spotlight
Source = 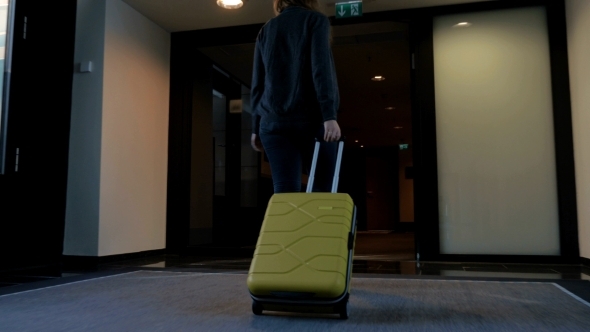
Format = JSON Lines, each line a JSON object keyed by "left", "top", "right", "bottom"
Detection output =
{"left": 453, "top": 22, "right": 472, "bottom": 28}
{"left": 394, "top": 126, "right": 403, "bottom": 129}
{"left": 217, "top": 0, "right": 244, "bottom": 9}
{"left": 355, "top": 140, "right": 359, "bottom": 143}
{"left": 360, "top": 145, "right": 364, "bottom": 148}
{"left": 371, "top": 76, "right": 386, "bottom": 82}
{"left": 385, "top": 107, "right": 395, "bottom": 110}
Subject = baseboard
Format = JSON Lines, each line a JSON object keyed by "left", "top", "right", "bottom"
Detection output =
{"left": 0, "top": 255, "right": 63, "bottom": 274}
{"left": 428, "top": 254, "right": 581, "bottom": 265}
{"left": 581, "top": 257, "right": 590, "bottom": 267}
{"left": 0, "top": 263, "right": 61, "bottom": 276}
{"left": 62, "top": 248, "right": 166, "bottom": 270}
{"left": 181, "top": 246, "right": 255, "bottom": 258}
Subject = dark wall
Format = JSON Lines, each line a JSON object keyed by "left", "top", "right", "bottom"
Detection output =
{"left": 340, "top": 147, "right": 368, "bottom": 231}
{"left": 0, "top": 0, "right": 77, "bottom": 270}
{"left": 210, "top": 69, "right": 245, "bottom": 246}
{"left": 365, "top": 147, "right": 399, "bottom": 231}
{"left": 189, "top": 53, "right": 213, "bottom": 245}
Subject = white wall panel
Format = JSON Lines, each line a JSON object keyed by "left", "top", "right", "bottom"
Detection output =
{"left": 65, "top": 0, "right": 170, "bottom": 257}
{"left": 99, "top": 0, "right": 170, "bottom": 256}
{"left": 63, "top": 0, "right": 106, "bottom": 256}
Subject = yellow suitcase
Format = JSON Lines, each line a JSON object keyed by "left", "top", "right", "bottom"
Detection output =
{"left": 247, "top": 140, "right": 357, "bottom": 319}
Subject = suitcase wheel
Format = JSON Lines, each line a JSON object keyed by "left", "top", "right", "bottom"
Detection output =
{"left": 252, "top": 300, "right": 263, "bottom": 316}
{"left": 338, "top": 301, "right": 349, "bottom": 320}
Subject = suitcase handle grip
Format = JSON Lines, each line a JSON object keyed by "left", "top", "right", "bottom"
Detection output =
{"left": 306, "top": 138, "right": 345, "bottom": 193}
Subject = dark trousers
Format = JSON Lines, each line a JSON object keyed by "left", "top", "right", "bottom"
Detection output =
{"left": 259, "top": 121, "right": 337, "bottom": 193}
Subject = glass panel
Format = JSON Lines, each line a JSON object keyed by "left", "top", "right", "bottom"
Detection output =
{"left": 0, "top": 0, "right": 14, "bottom": 174}
{"left": 213, "top": 90, "right": 226, "bottom": 196}
{"left": 240, "top": 86, "right": 258, "bottom": 207}
{"left": 0, "top": 2, "right": 8, "bottom": 97}
{"left": 433, "top": 7, "right": 560, "bottom": 255}
{"left": 399, "top": 148, "right": 414, "bottom": 223}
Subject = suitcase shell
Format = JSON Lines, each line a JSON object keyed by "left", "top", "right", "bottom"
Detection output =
{"left": 247, "top": 140, "right": 356, "bottom": 318}
{"left": 247, "top": 192, "right": 355, "bottom": 299}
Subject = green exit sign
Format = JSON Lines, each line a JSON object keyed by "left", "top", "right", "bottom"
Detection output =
{"left": 335, "top": 1, "right": 363, "bottom": 19}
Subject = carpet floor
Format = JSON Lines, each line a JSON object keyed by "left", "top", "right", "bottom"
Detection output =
{"left": 1, "top": 271, "right": 589, "bottom": 331}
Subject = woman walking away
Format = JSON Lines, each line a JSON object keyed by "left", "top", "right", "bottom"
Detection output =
{"left": 251, "top": 0, "right": 341, "bottom": 193}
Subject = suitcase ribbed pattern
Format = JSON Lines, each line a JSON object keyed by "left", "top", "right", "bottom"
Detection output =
{"left": 247, "top": 192, "right": 354, "bottom": 299}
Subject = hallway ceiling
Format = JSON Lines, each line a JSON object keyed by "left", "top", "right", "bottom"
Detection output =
{"left": 120, "top": 0, "right": 492, "bottom": 147}
{"left": 121, "top": 0, "right": 494, "bottom": 32}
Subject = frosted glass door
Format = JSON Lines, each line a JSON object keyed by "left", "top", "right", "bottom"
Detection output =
{"left": 433, "top": 7, "right": 560, "bottom": 255}
{"left": 0, "top": 1, "right": 9, "bottom": 101}
{"left": 0, "top": 0, "right": 13, "bottom": 174}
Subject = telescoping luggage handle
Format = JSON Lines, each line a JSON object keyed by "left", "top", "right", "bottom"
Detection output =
{"left": 306, "top": 138, "right": 345, "bottom": 194}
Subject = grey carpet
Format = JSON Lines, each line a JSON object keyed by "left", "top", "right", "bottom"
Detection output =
{"left": 0, "top": 271, "right": 589, "bottom": 331}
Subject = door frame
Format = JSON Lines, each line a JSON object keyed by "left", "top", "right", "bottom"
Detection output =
{"left": 407, "top": 0, "right": 579, "bottom": 264}
{"left": 167, "top": 25, "right": 264, "bottom": 253}
{"left": 167, "top": 0, "right": 580, "bottom": 264}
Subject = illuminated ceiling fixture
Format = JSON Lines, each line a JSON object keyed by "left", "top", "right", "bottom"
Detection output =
{"left": 371, "top": 76, "right": 385, "bottom": 82}
{"left": 355, "top": 140, "right": 359, "bottom": 143}
{"left": 453, "top": 22, "right": 472, "bottom": 28}
{"left": 385, "top": 107, "right": 395, "bottom": 110}
{"left": 360, "top": 145, "right": 364, "bottom": 148}
{"left": 217, "top": 0, "right": 244, "bottom": 9}
{"left": 394, "top": 126, "right": 403, "bottom": 129}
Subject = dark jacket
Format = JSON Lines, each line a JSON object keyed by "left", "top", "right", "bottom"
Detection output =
{"left": 251, "top": 6, "right": 340, "bottom": 135}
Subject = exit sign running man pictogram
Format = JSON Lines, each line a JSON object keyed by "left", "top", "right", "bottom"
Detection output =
{"left": 335, "top": 1, "right": 363, "bottom": 19}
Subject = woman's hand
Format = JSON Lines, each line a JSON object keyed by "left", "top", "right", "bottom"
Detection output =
{"left": 251, "top": 134, "right": 264, "bottom": 152}
{"left": 324, "top": 120, "right": 341, "bottom": 142}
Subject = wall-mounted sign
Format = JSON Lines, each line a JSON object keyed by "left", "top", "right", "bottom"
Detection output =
{"left": 399, "top": 144, "right": 410, "bottom": 150}
{"left": 229, "top": 99, "right": 242, "bottom": 114}
{"left": 335, "top": 1, "right": 362, "bottom": 19}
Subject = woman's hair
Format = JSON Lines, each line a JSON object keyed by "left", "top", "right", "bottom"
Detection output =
{"left": 273, "top": 0, "right": 320, "bottom": 14}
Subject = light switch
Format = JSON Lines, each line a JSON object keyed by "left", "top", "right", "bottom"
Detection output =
{"left": 80, "top": 61, "right": 93, "bottom": 73}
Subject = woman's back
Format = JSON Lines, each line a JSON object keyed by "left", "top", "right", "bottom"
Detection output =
{"left": 250, "top": 1, "right": 342, "bottom": 193}
{"left": 251, "top": 6, "right": 339, "bottom": 127}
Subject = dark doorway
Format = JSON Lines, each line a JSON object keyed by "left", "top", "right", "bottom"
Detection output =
{"left": 167, "top": 25, "right": 269, "bottom": 256}
{"left": 330, "top": 22, "right": 415, "bottom": 261}
{"left": 168, "top": 20, "right": 416, "bottom": 260}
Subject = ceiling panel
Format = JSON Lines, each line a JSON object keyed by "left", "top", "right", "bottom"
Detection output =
{"left": 138, "top": 0, "right": 492, "bottom": 147}
{"left": 121, "top": 0, "right": 494, "bottom": 32}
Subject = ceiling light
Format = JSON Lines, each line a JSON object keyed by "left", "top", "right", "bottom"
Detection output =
{"left": 371, "top": 76, "right": 385, "bottom": 82}
{"left": 394, "top": 126, "right": 403, "bottom": 129}
{"left": 360, "top": 145, "right": 364, "bottom": 148}
{"left": 355, "top": 140, "right": 359, "bottom": 143}
{"left": 217, "top": 0, "right": 243, "bottom": 9}
{"left": 385, "top": 107, "right": 395, "bottom": 110}
{"left": 453, "top": 22, "right": 472, "bottom": 28}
